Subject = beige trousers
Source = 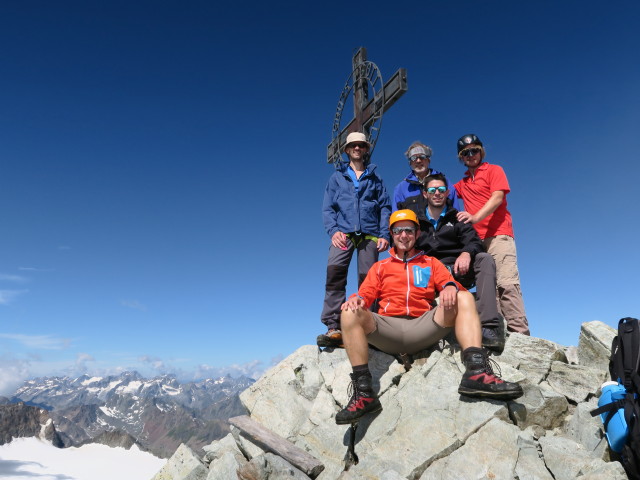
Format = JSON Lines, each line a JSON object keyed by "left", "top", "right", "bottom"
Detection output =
{"left": 483, "top": 235, "right": 530, "bottom": 335}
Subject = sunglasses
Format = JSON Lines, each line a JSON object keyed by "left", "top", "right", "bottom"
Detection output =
{"left": 460, "top": 147, "right": 481, "bottom": 157}
{"left": 426, "top": 186, "right": 448, "bottom": 194}
{"left": 350, "top": 143, "right": 368, "bottom": 149}
{"left": 391, "top": 226, "right": 417, "bottom": 235}
{"left": 410, "top": 154, "right": 429, "bottom": 162}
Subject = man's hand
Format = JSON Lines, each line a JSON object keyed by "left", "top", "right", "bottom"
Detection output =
{"left": 456, "top": 211, "right": 477, "bottom": 224}
{"left": 454, "top": 252, "right": 471, "bottom": 276}
{"left": 331, "top": 231, "right": 348, "bottom": 250}
{"left": 457, "top": 191, "right": 505, "bottom": 225}
{"left": 341, "top": 296, "right": 366, "bottom": 311}
{"left": 376, "top": 238, "right": 389, "bottom": 252}
{"left": 440, "top": 285, "right": 458, "bottom": 310}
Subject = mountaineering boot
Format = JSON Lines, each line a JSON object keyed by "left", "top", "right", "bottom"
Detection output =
{"left": 458, "top": 347, "right": 523, "bottom": 400}
{"left": 317, "top": 329, "right": 343, "bottom": 348}
{"left": 481, "top": 325, "right": 505, "bottom": 352}
{"left": 335, "top": 372, "right": 382, "bottom": 424}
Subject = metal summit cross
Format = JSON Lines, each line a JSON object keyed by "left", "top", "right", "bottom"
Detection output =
{"left": 327, "top": 47, "right": 408, "bottom": 164}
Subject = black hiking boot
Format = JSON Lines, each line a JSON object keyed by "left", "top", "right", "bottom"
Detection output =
{"left": 335, "top": 373, "right": 382, "bottom": 425}
{"left": 458, "top": 347, "right": 523, "bottom": 400}
{"left": 481, "top": 325, "right": 505, "bottom": 353}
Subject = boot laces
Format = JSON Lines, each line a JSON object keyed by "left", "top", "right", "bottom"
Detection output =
{"left": 346, "top": 379, "right": 355, "bottom": 401}
{"left": 346, "top": 377, "right": 360, "bottom": 404}
{"left": 483, "top": 356, "right": 501, "bottom": 377}
{"left": 346, "top": 375, "right": 370, "bottom": 408}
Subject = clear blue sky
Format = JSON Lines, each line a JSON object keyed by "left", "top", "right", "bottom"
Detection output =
{"left": 0, "top": 1, "right": 638, "bottom": 393}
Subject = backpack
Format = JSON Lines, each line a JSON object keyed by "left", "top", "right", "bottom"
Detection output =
{"left": 590, "top": 317, "right": 640, "bottom": 479}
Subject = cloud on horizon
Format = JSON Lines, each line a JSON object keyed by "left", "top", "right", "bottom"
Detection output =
{"left": 194, "top": 359, "right": 269, "bottom": 380}
{"left": 136, "top": 355, "right": 269, "bottom": 381}
{"left": 0, "top": 290, "right": 29, "bottom": 305}
{"left": 0, "top": 348, "right": 282, "bottom": 395}
{"left": 18, "top": 266, "right": 54, "bottom": 272}
{"left": 0, "top": 274, "right": 28, "bottom": 283}
{"left": 0, "top": 356, "right": 32, "bottom": 395}
{"left": 0, "top": 333, "right": 71, "bottom": 350}
{"left": 121, "top": 300, "right": 147, "bottom": 311}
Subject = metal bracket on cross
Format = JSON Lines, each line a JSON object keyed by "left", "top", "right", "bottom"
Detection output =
{"left": 327, "top": 47, "right": 408, "bottom": 164}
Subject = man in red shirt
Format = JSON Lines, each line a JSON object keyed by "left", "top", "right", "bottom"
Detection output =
{"left": 453, "top": 134, "right": 530, "bottom": 336}
{"left": 334, "top": 209, "right": 523, "bottom": 425}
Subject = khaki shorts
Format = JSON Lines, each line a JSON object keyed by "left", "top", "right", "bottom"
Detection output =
{"left": 483, "top": 235, "right": 521, "bottom": 287}
{"left": 367, "top": 308, "right": 452, "bottom": 355}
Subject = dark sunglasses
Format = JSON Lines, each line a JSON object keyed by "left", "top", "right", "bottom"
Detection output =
{"left": 426, "top": 186, "right": 448, "bottom": 194}
{"left": 460, "top": 147, "right": 481, "bottom": 157}
{"left": 391, "top": 226, "right": 417, "bottom": 235}
{"left": 410, "top": 154, "right": 429, "bottom": 162}
{"left": 350, "top": 143, "right": 368, "bottom": 149}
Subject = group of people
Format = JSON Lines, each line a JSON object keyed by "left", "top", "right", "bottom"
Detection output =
{"left": 319, "top": 132, "right": 529, "bottom": 424}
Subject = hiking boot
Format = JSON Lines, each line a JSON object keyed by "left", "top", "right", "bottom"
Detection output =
{"left": 482, "top": 326, "right": 505, "bottom": 352}
{"left": 317, "top": 329, "right": 343, "bottom": 348}
{"left": 458, "top": 347, "right": 523, "bottom": 400}
{"left": 335, "top": 373, "right": 382, "bottom": 424}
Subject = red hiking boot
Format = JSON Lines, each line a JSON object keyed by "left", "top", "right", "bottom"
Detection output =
{"left": 335, "top": 373, "right": 382, "bottom": 424}
{"left": 458, "top": 347, "right": 523, "bottom": 401}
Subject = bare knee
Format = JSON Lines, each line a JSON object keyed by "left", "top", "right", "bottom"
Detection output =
{"left": 457, "top": 291, "right": 476, "bottom": 309}
{"left": 341, "top": 308, "right": 373, "bottom": 333}
{"left": 437, "top": 291, "right": 477, "bottom": 327}
{"left": 341, "top": 309, "right": 363, "bottom": 329}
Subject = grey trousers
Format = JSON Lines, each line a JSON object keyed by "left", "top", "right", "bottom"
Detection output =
{"left": 320, "top": 237, "right": 379, "bottom": 331}
{"left": 445, "top": 252, "right": 500, "bottom": 329}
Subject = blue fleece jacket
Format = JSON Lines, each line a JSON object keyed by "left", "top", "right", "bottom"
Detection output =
{"left": 322, "top": 161, "right": 392, "bottom": 241}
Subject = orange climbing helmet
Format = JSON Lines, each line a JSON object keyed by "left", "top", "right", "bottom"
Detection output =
{"left": 389, "top": 209, "right": 419, "bottom": 229}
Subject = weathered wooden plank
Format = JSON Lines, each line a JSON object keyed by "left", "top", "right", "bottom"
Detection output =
{"left": 229, "top": 415, "right": 325, "bottom": 478}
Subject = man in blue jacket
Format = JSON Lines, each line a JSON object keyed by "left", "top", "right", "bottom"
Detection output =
{"left": 318, "top": 132, "right": 392, "bottom": 348}
{"left": 393, "top": 141, "right": 461, "bottom": 211}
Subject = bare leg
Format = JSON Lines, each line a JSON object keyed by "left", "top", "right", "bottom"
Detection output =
{"left": 335, "top": 307, "right": 382, "bottom": 425}
{"left": 433, "top": 291, "right": 482, "bottom": 350}
{"left": 340, "top": 308, "right": 376, "bottom": 366}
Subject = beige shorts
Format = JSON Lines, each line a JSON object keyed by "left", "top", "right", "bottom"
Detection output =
{"left": 367, "top": 308, "right": 452, "bottom": 355}
{"left": 483, "top": 235, "right": 521, "bottom": 287}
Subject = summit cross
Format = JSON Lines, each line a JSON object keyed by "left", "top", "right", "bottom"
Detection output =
{"left": 327, "top": 47, "right": 408, "bottom": 163}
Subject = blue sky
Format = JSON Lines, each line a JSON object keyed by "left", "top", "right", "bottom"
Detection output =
{"left": 0, "top": 1, "right": 638, "bottom": 393}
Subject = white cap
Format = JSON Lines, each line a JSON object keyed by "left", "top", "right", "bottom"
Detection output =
{"left": 344, "top": 132, "right": 370, "bottom": 149}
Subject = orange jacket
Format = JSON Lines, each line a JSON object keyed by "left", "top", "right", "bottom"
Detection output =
{"left": 352, "top": 249, "right": 464, "bottom": 317}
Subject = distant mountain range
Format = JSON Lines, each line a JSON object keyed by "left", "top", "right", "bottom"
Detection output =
{"left": 8, "top": 371, "right": 254, "bottom": 458}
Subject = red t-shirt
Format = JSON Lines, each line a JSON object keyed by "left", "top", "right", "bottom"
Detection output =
{"left": 454, "top": 162, "right": 513, "bottom": 240}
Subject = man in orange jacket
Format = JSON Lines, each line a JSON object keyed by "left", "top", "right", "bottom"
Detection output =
{"left": 335, "top": 210, "right": 523, "bottom": 425}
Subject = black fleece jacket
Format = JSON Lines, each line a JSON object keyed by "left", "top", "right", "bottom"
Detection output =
{"left": 406, "top": 196, "right": 486, "bottom": 265}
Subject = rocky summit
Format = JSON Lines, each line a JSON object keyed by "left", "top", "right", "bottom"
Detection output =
{"left": 152, "top": 321, "right": 629, "bottom": 479}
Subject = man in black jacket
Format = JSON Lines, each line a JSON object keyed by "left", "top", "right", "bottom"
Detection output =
{"left": 400, "top": 173, "right": 504, "bottom": 351}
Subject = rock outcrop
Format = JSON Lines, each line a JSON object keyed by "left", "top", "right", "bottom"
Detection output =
{"left": 75, "top": 429, "right": 143, "bottom": 450}
{"left": 0, "top": 402, "right": 64, "bottom": 447}
{"left": 152, "top": 321, "right": 629, "bottom": 479}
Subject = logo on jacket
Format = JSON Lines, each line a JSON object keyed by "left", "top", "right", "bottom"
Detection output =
{"left": 412, "top": 266, "right": 431, "bottom": 288}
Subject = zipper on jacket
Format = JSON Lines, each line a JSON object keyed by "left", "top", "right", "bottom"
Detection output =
{"left": 405, "top": 259, "right": 411, "bottom": 315}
